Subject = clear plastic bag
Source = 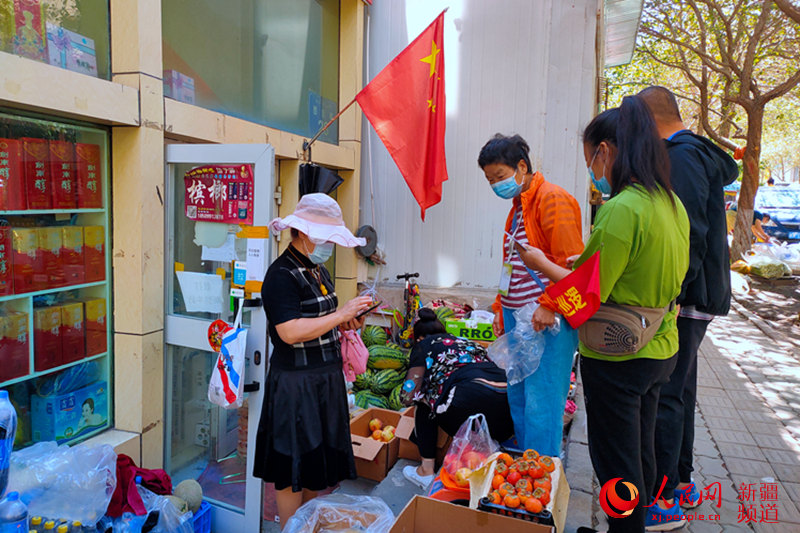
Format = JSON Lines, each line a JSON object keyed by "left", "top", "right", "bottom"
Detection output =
{"left": 487, "top": 303, "right": 560, "bottom": 385}
{"left": 745, "top": 252, "right": 791, "bottom": 279}
{"left": 282, "top": 494, "right": 394, "bottom": 533}
{"left": 136, "top": 484, "right": 194, "bottom": 533}
{"left": 442, "top": 414, "right": 500, "bottom": 478}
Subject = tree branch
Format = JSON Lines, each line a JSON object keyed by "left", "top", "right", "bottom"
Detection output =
{"left": 740, "top": 2, "right": 773, "bottom": 98}
{"left": 774, "top": 0, "right": 800, "bottom": 25}
{"left": 763, "top": 67, "right": 800, "bottom": 102}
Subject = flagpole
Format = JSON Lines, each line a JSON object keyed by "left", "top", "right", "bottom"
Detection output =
{"left": 303, "top": 97, "right": 358, "bottom": 157}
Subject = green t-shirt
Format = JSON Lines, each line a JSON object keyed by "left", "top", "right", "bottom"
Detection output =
{"left": 576, "top": 185, "right": 690, "bottom": 362}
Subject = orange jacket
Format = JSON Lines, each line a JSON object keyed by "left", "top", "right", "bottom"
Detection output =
{"left": 492, "top": 172, "right": 584, "bottom": 319}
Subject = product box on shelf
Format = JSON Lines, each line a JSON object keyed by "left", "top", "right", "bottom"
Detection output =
{"left": 0, "top": 138, "right": 27, "bottom": 210}
{"left": 163, "top": 70, "right": 196, "bottom": 105}
{"left": 12, "top": 0, "right": 47, "bottom": 62}
{"left": 83, "top": 297, "right": 106, "bottom": 356}
{"left": 350, "top": 407, "right": 402, "bottom": 482}
{"left": 45, "top": 23, "right": 97, "bottom": 77}
{"left": 60, "top": 226, "right": 84, "bottom": 285}
{"left": 31, "top": 380, "right": 108, "bottom": 444}
{"left": 34, "top": 305, "right": 61, "bottom": 371}
{"left": 0, "top": 1, "right": 13, "bottom": 53}
{"left": 12, "top": 228, "right": 44, "bottom": 293}
{"left": 0, "top": 311, "right": 29, "bottom": 383}
{"left": 74, "top": 143, "right": 102, "bottom": 208}
{"left": 83, "top": 226, "right": 105, "bottom": 282}
{"left": 38, "top": 227, "right": 65, "bottom": 288}
{"left": 60, "top": 302, "right": 85, "bottom": 365}
{"left": 0, "top": 227, "right": 13, "bottom": 296}
{"left": 48, "top": 140, "right": 77, "bottom": 209}
{"left": 21, "top": 138, "right": 51, "bottom": 210}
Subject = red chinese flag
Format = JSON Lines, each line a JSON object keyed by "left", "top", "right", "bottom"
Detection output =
{"left": 544, "top": 251, "right": 601, "bottom": 328}
{"left": 356, "top": 11, "right": 448, "bottom": 220}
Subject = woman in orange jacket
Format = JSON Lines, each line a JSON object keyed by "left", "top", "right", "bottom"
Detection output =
{"left": 478, "top": 134, "right": 584, "bottom": 456}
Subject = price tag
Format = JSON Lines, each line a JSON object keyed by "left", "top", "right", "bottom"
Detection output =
{"left": 498, "top": 262, "right": 513, "bottom": 296}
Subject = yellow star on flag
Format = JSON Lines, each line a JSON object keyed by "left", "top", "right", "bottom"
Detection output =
{"left": 427, "top": 99, "right": 436, "bottom": 112}
{"left": 420, "top": 40, "right": 440, "bottom": 78}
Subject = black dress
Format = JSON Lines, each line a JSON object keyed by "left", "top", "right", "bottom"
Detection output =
{"left": 252, "top": 245, "right": 356, "bottom": 492}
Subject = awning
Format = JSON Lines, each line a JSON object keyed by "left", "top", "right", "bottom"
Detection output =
{"left": 604, "top": 0, "right": 644, "bottom": 67}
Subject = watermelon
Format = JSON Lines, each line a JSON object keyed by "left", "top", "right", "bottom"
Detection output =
{"left": 367, "top": 344, "right": 408, "bottom": 370}
{"left": 388, "top": 384, "right": 405, "bottom": 411}
{"left": 434, "top": 306, "right": 455, "bottom": 325}
{"left": 353, "top": 369, "right": 375, "bottom": 392}
{"left": 370, "top": 369, "right": 404, "bottom": 395}
{"left": 361, "top": 325, "right": 388, "bottom": 347}
{"left": 355, "top": 390, "right": 390, "bottom": 409}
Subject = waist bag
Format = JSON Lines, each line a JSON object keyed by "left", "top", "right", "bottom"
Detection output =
{"left": 578, "top": 300, "right": 676, "bottom": 356}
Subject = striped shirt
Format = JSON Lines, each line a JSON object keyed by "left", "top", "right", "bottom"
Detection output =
{"left": 501, "top": 207, "right": 549, "bottom": 309}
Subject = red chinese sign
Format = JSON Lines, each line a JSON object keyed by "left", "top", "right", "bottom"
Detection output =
{"left": 184, "top": 165, "right": 254, "bottom": 225}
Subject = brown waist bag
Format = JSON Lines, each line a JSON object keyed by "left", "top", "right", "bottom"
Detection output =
{"left": 578, "top": 300, "right": 676, "bottom": 356}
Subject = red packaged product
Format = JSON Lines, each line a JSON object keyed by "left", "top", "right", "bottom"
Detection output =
{"left": 61, "top": 226, "right": 85, "bottom": 285}
{"left": 0, "top": 227, "right": 13, "bottom": 296}
{"left": 34, "top": 305, "right": 61, "bottom": 371}
{"left": 0, "top": 138, "right": 27, "bottom": 210}
{"left": 22, "top": 138, "right": 51, "bottom": 210}
{"left": 0, "top": 311, "right": 30, "bottom": 382}
{"left": 60, "top": 302, "right": 85, "bottom": 365}
{"left": 49, "top": 140, "right": 77, "bottom": 209}
{"left": 83, "top": 226, "right": 105, "bottom": 282}
{"left": 83, "top": 298, "right": 106, "bottom": 356}
{"left": 13, "top": 0, "right": 47, "bottom": 62}
{"left": 12, "top": 228, "right": 45, "bottom": 293}
{"left": 37, "top": 227, "right": 65, "bottom": 288}
{"left": 75, "top": 143, "right": 102, "bottom": 208}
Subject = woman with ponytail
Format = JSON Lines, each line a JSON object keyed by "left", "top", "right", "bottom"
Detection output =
{"left": 400, "top": 307, "right": 514, "bottom": 489}
{"left": 516, "top": 96, "right": 690, "bottom": 533}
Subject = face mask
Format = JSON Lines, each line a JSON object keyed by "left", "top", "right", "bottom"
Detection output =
{"left": 491, "top": 170, "right": 523, "bottom": 199}
{"left": 588, "top": 147, "right": 612, "bottom": 195}
{"left": 309, "top": 241, "right": 334, "bottom": 264}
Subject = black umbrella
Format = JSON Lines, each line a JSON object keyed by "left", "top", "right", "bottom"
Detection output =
{"left": 299, "top": 163, "right": 344, "bottom": 197}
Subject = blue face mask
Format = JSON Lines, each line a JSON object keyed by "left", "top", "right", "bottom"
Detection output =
{"left": 309, "top": 242, "right": 335, "bottom": 264}
{"left": 491, "top": 170, "right": 523, "bottom": 199}
{"left": 588, "top": 147, "right": 612, "bottom": 195}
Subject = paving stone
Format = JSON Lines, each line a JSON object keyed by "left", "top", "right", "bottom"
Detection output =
{"left": 761, "top": 448, "right": 800, "bottom": 466}
{"left": 752, "top": 433, "right": 800, "bottom": 451}
{"left": 564, "top": 488, "right": 594, "bottom": 533}
{"left": 709, "top": 428, "right": 758, "bottom": 446}
{"left": 771, "top": 463, "right": 800, "bottom": 484}
{"left": 701, "top": 406, "right": 746, "bottom": 420}
{"left": 702, "top": 395, "right": 743, "bottom": 408}
{"left": 716, "top": 443, "right": 767, "bottom": 462}
{"left": 781, "top": 481, "right": 800, "bottom": 502}
{"left": 699, "top": 386, "right": 729, "bottom": 397}
{"left": 695, "top": 438, "right": 722, "bottom": 459}
{"left": 752, "top": 522, "right": 800, "bottom": 533}
{"left": 687, "top": 518, "right": 723, "bottom": 533}
{"left": 723, "top": 458, "right": 777, "bottom": 479}
{"left": 698, "top": 456, "right": 733, "bottom": 479}
{"left": 721, "top": 525, "right": 754, "bottom": 533}
{"left": 746, "top": 421, "right": 786, "bottom": 437}
{"left": 706, "top": 417, "right": 750, "bottom": 432}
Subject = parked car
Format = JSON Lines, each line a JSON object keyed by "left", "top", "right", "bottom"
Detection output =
{"left": 755, "top": 185, "right": 800, "bottom": 242}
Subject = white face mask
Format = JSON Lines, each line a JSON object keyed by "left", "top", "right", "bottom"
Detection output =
{"left": 305, "top": 240, "right": 334, "bottom": 264}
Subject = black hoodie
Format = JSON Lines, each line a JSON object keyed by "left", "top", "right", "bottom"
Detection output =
{"left": 665, "top": 130, "right": 738, "bottom": 316}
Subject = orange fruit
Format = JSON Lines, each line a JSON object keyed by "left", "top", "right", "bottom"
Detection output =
{"left": 498, "top": 453, "right": 514, "bottom": 466}
{"left": 503, "top": 494, "right": 521, "bottom": 509}
{"left": 495, "top": 462, "right": 508, "bottom": 477}
{"left": 489, "top": 490, "right": 502, "bottom": 505}
{"left": 525, "top": 497, "right": 543, "bottom": 514}
{"left": 538, "top": 456, "right": 555, "bottom": 473}
{"left": 492, "top": 474, "right": 505, "bottom": 490}
{"left": 523, "top": 449, "right": 539, "bottom": 462}
{"left": 371, "top": 429, "right": 382, "bottom": 440}
{"left": 506, "top": 470, "right": 522, "bottom": 485}
{"left": 515, "top": 479, "right": 533, "bottom": 493}
{"left": 533, "top": 478, "right": 552, "bottom": 492}
{"left": 499, "top": 482, "right": 516, "bottom": 498}
{"left": 533, "top": 487, "right": 550, "bottom": 506}
{"left": 517, "top": 489, "right": 532, "bottom": 504}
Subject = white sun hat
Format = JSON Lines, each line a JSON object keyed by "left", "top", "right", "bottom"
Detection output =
{"left": 268, "top": 193, "right": 366, "bottom": 248}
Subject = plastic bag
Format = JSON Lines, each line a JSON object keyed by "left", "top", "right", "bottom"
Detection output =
{"left": 9, "top": 442, "right": 116, "bottom": 525}
{"left": 487, "top": 303, "right": 559, "bottom": 385}
{"left": 443, "top": 414, "right": 499, "bottom": 478}
{"left": 745, "top": 252, "right": 791, "bottom": 279}
{"left": 208, "top": 300, "right": 247, "bottom": 409}
{"left": 97, "top": 486, "right": 193, "bottom": 533}
{"left": 282, "top": 493, "right": 394, "bottom": 533}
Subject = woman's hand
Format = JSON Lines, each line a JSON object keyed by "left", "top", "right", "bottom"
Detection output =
{"left": 566, "top": 254, "right": 581, "bottom": 268}
{"left": 532, "top": 306, "right": 556, "bottom": 332}
{"left": 338, "top": 296, "right": 374, "bottom": 323}
{"left": 341, "top": 315, "right": 366, "bottom": 331}
{"left": 515, "top": 242, "right": 548, "bottom": 270}
{"left": 492, "top": 311, "right": 504, "bottom": 337}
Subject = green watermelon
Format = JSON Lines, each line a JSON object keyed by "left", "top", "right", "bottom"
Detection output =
{"left": 353, "top": 369, "right": 375, "bottom": 392}
{"left": 355, "top": 390, "right": 390, "bottom": 409}
{"left": 388, "top": 384, "right": 405, "bottom": 410}
{"left": 434, "top": 306, "right": 455, "bottom": 325}
{"left": 370, "top": 369, "right": 404, "bottom": 395}
{"left": 361, "top": 325, "right": 388, "bottom": 347}
{"left": 367, "top": 344, "right": 408, "bottom": 370}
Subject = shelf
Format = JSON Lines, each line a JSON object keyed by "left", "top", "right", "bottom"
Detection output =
{"left": 0, "top": 352, "right": 107, "bottom": 388}
{"left": 0, "top": 280, "right": 106, "bottom": 302}
{"left": 0, "top": 209, "right": 104, "bottom": 216}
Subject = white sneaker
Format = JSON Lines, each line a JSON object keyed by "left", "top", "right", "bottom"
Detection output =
{"left": 402, "top": 465, "right": 435, "bottom": 490}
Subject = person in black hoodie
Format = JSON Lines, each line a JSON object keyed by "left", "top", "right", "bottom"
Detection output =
{"left": 638, "top": 86, "right": 738, "bottom": 527}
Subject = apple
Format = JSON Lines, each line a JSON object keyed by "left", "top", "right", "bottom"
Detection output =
{"left": 369, "top": 418, "right": 383, "bottom": 432}
{"left": 454, "top": 467, "right": 472, "bottom": 487}
{"left": 380, "top": 427, "right": 395, "bottom": 442}
{"left": 372, "top": 429, "right": 383, "bottom": 440}
{"left": 383, "top": 424, "right": 395, "bottom": 433}
{"left": 464, "top": 451, "right": 483, "bottom": 470}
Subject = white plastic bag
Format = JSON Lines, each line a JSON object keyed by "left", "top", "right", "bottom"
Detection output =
{"left": 442, "top": 414, "right": 500, "bottom": 477}
{"left": 208, "top": 301, "right": 247, "bottom": 409}
{"left": 487, "top": 303, "right": 559, "bottom": 385}
{"left": 283, "top": 494, "right": 394, "bottom": 533}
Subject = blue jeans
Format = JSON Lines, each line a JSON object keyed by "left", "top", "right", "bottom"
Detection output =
{"left": 503, "top": 307, "right": 578, "bottom": 456}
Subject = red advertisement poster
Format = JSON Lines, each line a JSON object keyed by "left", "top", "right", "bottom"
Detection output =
{"left": 0, "top": 138, "right": 27, "bottom": 210}
{"left": 49, "top": 140, "right": 76, "bottom": 209}
{"left": 22, "top": 137, "right": 51, "bottom": 210}
{"left": 184, "top": 164, "right": 254, "bottom": 225}
{"left": 75, "top": 143, "right": 102, "bottom": 208}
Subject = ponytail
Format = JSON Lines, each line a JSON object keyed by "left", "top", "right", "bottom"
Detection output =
{"left": 413, "top": 308, "right": 446, "bottom": 340}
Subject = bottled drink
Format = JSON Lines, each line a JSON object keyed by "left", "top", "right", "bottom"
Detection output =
{"left": 68, "top": 523, "right": 81, "bottom": 533}
{"left": 27, "top": 518, "right": 42, "bottom": 533}
{"left": 55, "top": 526, "right": 67, "bottom": 533}
{"left": 0, "top": 391, "right": 17, "bottom": 498}
{"left": 0, "top": 492, "right": 27, "bottom": 533}
{"left": 41, "top": 522, "right": 54, "bottom": 531}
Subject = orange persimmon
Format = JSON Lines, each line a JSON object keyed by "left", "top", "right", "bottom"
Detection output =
{"left": 503, "top": 493, "right": 521, "bottom": 509}
{"left": 525, "top": 497, "right": 544, "bottom": 514}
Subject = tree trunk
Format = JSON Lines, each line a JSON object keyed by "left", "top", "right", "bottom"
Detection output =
{"left": 730, "top": 105, "right": 764, "bottom": 261}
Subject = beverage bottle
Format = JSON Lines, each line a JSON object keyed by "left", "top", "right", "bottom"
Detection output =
{"left": 27, "top": 518, "right": 42, "bottom": 533}
{"left": 68, "top": 523, "right": 81, "bottom": 533}
{"left": 0, "top": 492, "right": 27, "bottom": 532}
{"left": 0, "top": 391, "right": 17, "bottom": 498}
{"left": 41, "top": 522, "right": 54, "bottom": 531}
{"left": 55, "top": 526, "right": 67, "bottom": 533}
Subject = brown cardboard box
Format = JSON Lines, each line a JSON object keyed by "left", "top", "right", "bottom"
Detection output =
{"left": 350, "top": 407, "right": 402, "bottom": 482}
{"left": 395, "top": 406, "right": 451, "bottom": 466}
{"left": 390, "top": 496, "right": 554, "bottom": 533}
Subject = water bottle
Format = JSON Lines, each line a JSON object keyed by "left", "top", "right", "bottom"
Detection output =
{"left": 67, "top": 523, "right": 81, "bottom": 533}
{"left": 0, "top": 391, "right": 17, "bottom": 498}
{"left": 27, "top": 517, "right": 42, "bottom": 533}
{"left": 41, "top": 521, "right": 55, "bottom": 531}
{"left": 0, "top": 492, "right": 28, "bottom": 533}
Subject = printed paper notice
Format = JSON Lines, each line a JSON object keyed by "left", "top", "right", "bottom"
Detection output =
{"left": 176, "top": 271, "right": 225, "bottom": 313}
{"left": 201, "top": 234, "right": 237, "bottom": 262}
{"left": 246, "top": 239, "right": 268, "bottom": 282}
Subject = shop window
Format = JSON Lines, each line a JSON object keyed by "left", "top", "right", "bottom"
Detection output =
{"left": 0, "top": 111, "right": 112, "bottom": 450}
{"left": 0, "top": 0, "right": 111, "bottom": 80}
{"left": 162, "top": 0, "right": 340, "bottom": 143}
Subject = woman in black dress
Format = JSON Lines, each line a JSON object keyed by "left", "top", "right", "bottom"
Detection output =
{"left": 254, "top": 193, "right": 372, "bottom": 526}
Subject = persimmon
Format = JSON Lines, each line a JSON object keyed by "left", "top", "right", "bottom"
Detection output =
{"left": 503, "top": 493, "right": 521, "bottom": 509}
{"left": 533, "top": 478, "right": 552, "bottom": 492}
{"left": 492, "top": 474, "right": 506, "bottom": 490}
{"left": 515, "top": 479, "right": 533, "bottom": 493}
{"left": 517, "top": 489, "right": 532, "bottom": 504}
{"left": 499, "top": 482, "right": 516, "bottom": 498}
{"left": 538, "top": 456, "right": 555, "bottom": 473}
{"left": 528, "top": 463, "right": 544, "bottom": 479}
{"left": 525, "top": 497, "right": 544, "bottom": 514}
{"left": 506, "top": 469, "right": 522, "bottom": 486}
{"left": 532, "top": 487, "right": 550, "bottom": 506}
{"left": 495, "top": 462, "right": 508, "bottom": 477}
{"left": 522, "top": 449, "right": 539, "bottom": 462}
{"left": 498, "top": 452, "right": 514, "bottom": 466}
{"left": 489, "top": 490, "right": 502, "bottom": 505}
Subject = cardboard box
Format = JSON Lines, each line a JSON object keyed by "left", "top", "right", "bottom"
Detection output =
{"left": 31, "top": 380, "right": 108, "bottom": 444}
{"left": 48, "top": 140, "right": 76, "bottom": 209}
{"left": 445, "top": 318, "right": 497, "bottom": 343}
{"left": 60, "top": 302, "right": 84, "bottom": 365}
{"left": 83, "top": 226, "right": 105, "bottom": 282}
{"left": 390, "top": 496, "right": 553, "bottom": 533}
{"left": 74, "top": 143, "right": 102, "bottom": 208}
{"left": 0, "top": 311, "right": 29, "bottom": 382}
{"left": 34, "top": 305, "right": 61, "bottom": 371}
{"left": 21, "top": 138, "right": 51, "bottom": 210}
{"left": 0, "top": 227, "right": 13, "bottom": 296}
{"left": 45, "top": 23, "right": 97, "bottom": 77}
{"left": 0, "top": 138, "right": 27, "bottom": 210}
{"left": 396, "top": 406, "right": 451, "bottom": 466}
{"left": 13, "top": 0, "right": 47, "bottom": 62}
{"left": 163, "top": 70, "right": 196, "bottom": 105}
{"left": 0, "top": 1, "right": 14, "bottom": 53}
{"left": 38, "top": 227, "right": 65, "bottom": 288}
{"left": 350, "top": 407, "right": 402, "bottom": 482}
{"left": 12, "top": 228, "right": 44, "bottom": 293}
{"left": 60, "top": 226, "right": 84, "bottom": 285}
{"left": 83, "top": 297, "right": 106, "bottom": 356}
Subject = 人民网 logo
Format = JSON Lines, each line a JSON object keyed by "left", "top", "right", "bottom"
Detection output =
{"left": 599, "top": 478, "right": 640, "bottom": 518}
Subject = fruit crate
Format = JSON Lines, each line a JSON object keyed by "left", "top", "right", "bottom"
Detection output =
{"left": 192, "top": 501, "right": 211, "bottom": 533}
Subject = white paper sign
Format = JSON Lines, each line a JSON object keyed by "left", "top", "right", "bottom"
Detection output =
{"left": 176, "top": 271, "right": 225, "bottom": 313}
{"left": 246, "top": 239, "right": 268, "bottom": 282}
{"left": 201, "top": 233, "right": 237, "bottom": 262}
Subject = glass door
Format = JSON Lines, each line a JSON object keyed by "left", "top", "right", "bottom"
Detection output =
{"left": 164, "top": 144, "right": 275, "bottom": 533}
